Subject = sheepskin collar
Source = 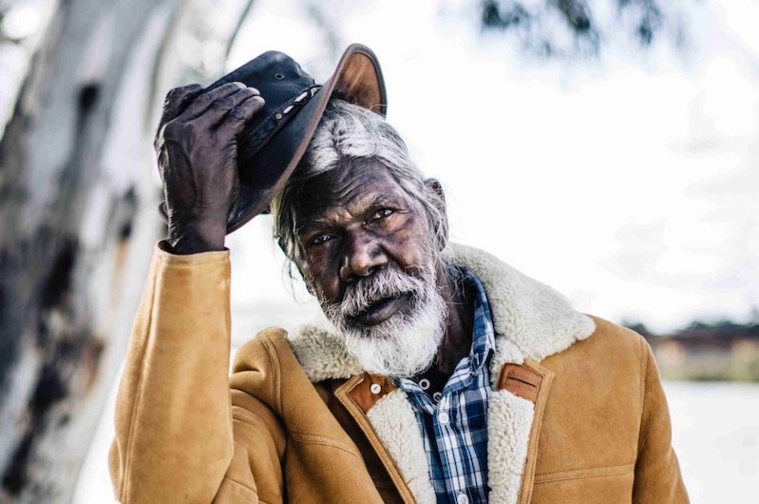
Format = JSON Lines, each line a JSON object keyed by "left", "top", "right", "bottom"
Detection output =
{"left": 288, "top": 243, "right": 596, "bottom": 383}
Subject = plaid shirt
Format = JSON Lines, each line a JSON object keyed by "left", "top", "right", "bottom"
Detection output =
{"left": 397, "top": 268, "right": 495, "bottom": 504}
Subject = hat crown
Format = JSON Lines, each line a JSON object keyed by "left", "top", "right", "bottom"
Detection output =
{"left": 203, "top": 50, "right": 322, "bottom": 183}
{"left": 207, "top": 50, "right": 316, "bottom": 111}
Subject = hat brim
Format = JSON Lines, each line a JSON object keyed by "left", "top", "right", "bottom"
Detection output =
{"left": 226, "top": 43, "right": 387, "bottom": 234}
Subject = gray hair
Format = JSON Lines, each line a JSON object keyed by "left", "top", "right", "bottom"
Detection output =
{"left": 271, "top": 98, "right": 448, "bottom": 262}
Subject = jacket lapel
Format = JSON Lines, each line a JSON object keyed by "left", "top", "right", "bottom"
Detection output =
{"left": 333, "top": 365, "right": 555, "bottom": 504}
{"left": 488, "top": 360, "right": 554, "bottom": 504}
{"left": 334, "top": 374, "right": 437, "bottom": 504}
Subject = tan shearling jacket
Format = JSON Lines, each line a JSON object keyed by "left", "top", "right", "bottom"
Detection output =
{"left": 109, "top": 242, "right": 689, "bottom": 503}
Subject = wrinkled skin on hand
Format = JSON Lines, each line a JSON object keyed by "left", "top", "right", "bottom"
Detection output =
{"left": 154, "top": 82, "right": 265, "bottom": 254}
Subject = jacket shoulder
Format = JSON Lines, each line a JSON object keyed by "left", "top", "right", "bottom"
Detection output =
{"left": 229, "top": 327, "right": 294, "bottom": 410}
{"left": 586, "top": 315, "right": 650, "bottom": 354}
{"left": 231, "top": 326, "right": 290, "bottom": 374}
{"left": 533, "top": 316, "right": 650, "bottom": 480}
{"left": 230, "top": 327, "right": 331, "bottom": 419}
{"left": 541, "top": 315, "right": 649, "bottom": 386}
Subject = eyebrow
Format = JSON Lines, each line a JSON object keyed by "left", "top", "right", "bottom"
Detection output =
{"left": 296, "top": 218, "right": 332, "bottom": 236}
{"left": 296, "top": 193, "right": 405, "bottom": 236}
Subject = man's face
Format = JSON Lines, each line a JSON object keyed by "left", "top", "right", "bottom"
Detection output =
{"left": 293, "top": 158, "right": 447, "bottom": 377}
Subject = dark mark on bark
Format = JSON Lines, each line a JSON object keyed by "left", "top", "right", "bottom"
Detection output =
{"left": 118, "top": 187, "right": 137, "bottom": 241}
{"left": 78, "top": 82, "right": 100, "bottom": 113}
{"left": 1, "top": 329, "right": 104, "bottom": 497}
{"left": 0, "top": 227, "right": 105, "bottom": 497}
{"left": 40, "top": 239, "right": 76, "bottom": 312}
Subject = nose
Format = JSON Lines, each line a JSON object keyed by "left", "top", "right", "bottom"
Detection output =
{"left": 339, "top": 231, "right": 387, "bottom": 283}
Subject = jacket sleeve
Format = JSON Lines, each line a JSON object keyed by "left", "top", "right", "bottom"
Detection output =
{"left": 108, "top": 243, "right": 285, "bottom": 503}
{"left": 632, "top": 340, "right": 689, "bottom": 503}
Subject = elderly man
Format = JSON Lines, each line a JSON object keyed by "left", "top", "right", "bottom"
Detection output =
{"left": 109, "top": 45, "right": 688, "bottom": 504}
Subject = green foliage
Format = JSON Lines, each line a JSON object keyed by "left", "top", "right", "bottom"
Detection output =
{"left": 686, "top": 318, "right": 759, "bottom": 332}
{"left": 479, "top": 0, "right": 686, "bottom": 58}
{"left": 621, "top": 320, "right": 651, "bottom": 336}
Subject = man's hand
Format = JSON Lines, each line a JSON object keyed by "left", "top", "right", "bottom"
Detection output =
{"left": 155, "top": 82, "right": 265, "bottom": 254}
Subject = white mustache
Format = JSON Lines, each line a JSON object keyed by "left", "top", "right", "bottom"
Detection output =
{"left": 324, "top": 266, "right": 429, "bottom": 320}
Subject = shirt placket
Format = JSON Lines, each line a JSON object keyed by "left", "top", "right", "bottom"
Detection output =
{"left": 395, "top": 267, "right": 496, "bottom": 504}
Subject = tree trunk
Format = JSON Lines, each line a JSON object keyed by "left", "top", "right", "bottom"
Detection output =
{"left": 0, "top": 0, "right": 189, "bottom": 501}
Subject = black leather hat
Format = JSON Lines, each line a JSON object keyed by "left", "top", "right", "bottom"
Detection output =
{"left": 202, "top": 43, "right": 387, "bottom": 234}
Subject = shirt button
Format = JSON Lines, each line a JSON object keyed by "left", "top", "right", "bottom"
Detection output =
{"left": 418, "top": 378, "right": 430, "bottom": 390}
{"left": 457, "top": 493, "right": 469, "bottom": 504}
{"left": 370, "top": 383, "right": 382, "bottom": 395}
{"left": 438, "top": 412, "right": 450, "bottom": 425}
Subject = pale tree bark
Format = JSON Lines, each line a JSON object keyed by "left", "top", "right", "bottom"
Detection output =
{"left": 0, "top": 0, "right": 195, "bottom": 501}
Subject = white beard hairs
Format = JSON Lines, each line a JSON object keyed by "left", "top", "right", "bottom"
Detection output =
{"left": 342, "top": 286, "right": 447, "bottom": 377}
{"left": 319, "top": 255, "right": 448, "bottom": 378}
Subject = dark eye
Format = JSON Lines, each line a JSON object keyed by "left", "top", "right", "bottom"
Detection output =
{"left": 309, "top": 233, "right": 333, "bottom": 247}
{"left": 371, "top": 209, "right": 394, "bottom": 221}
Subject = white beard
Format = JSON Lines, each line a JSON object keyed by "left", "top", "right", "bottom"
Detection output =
{"left": 319, "top": 258, "right": 448, "bottom": 378}
{"left": 341, "top": 286, "right": 447, "bottom": 377}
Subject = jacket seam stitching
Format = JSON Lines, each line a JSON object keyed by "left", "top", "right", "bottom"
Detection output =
{"left": 505, "top": 381, "right": 536, "bottom": 390}
{"left": 637, "top": 337, "right": 650, "bottom": 455}
{"left": 222, "top": 475, "right": 258, "bottom": 494}
{"left": 535, "top": 466, "right": 634, "bottom": 484}
{"left": 518, "top": 360, "right": 552, "bottom": 504}
{"left": 261, "top": 336, "right": 282, "bottom": 413}
{"left": 288, "top": 430, "right": 352, "bottom": 445}
{"left": 289, "top": 431, "right": 363, "bottom": 459}
{"left": 536, "top": 462, "right": 636, "bottom": 478}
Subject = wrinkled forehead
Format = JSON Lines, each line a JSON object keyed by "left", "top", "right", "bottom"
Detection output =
{"left": 293, "top": 158, "right": 410, "bottom": 222}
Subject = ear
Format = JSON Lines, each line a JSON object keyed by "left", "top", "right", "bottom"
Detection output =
{"left": 425, "top": 178, "right": 445, "bottom": 205}
{"left": 291, "top": 257, "right": 316, "bottom": 296}
{"left": 423, "top": 178, "right": 449, "bottom": 250}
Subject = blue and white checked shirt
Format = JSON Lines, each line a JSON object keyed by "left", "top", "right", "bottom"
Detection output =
{"left": 397, "top": 268, "right": 496, "bottom": 504}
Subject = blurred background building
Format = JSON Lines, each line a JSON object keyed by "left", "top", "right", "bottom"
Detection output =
{"left": 0, "top": 0, "right": 757, "bottom": 502}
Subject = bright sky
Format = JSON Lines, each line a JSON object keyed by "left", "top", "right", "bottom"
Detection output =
{"left": 222, "top": 0, "right": 759, "bottom": 335}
